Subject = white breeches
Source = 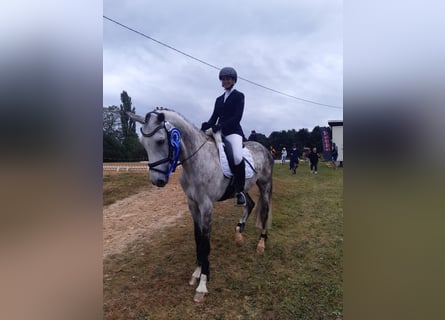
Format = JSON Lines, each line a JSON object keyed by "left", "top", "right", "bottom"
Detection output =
{"left": 225, "top": 134, "right": 243, "bottom": 165}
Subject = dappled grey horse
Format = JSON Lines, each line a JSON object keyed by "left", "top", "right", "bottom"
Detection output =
{"left": 128, "top": 108, "right": 273, "bottom": 303}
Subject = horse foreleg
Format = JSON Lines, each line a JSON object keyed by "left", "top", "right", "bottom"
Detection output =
{"left": 193, "top": 226, "right": 211, "bottom": 303}
{"left": 235, "top": 224, "right": 244, "bottom": 246}
{"left": 189, "top": 265, "right": 201, "bottom": 286}
{"left": 235, "top": 192, "right": 255, "bottom": 246}
{"left": 194, "top": 274, "right": 208, "bottom": 303}
{"left": 189, "top": 229, "right": 210, "bottom": 303}
{"left": 189, "top": 200, "right": 212, "bottom": 303}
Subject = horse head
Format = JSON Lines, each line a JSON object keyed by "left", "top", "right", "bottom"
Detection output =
{"left": 128, "top": 109, "right": 181, "bottom": 187}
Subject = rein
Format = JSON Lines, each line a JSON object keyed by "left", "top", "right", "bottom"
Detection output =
{"left": 178, "top": 137, "right": 208, "bottom": 165}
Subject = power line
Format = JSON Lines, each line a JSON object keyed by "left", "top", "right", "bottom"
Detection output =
{"left": 103, "top": 15, "right": 342, "bottom": 110}
{"left": 103, "top": 16, "right": 220, "bottom": 71}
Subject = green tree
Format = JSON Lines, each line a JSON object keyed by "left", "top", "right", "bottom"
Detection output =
{"left": 103, "top": 105, "right": 124, "bottom": 161}
{"left": 283, "top": 129, "right": 297, "bottom": 149}
{"left": 267, "top": 126, "right": 331, "bottom": 158}
{"left": 309, "top": 126, "right": 331, "bottom": 153}
{"left": 103, "top": 105, "right": 122, "bottom": 140}
{"left": 296, "top": 128, "right": 311, "bottom": 150}
{"left": 118, "top": 91, "right": 146, "bottom": 161}
{"left": 103, "top": 132, "right": 126, "bottom": 162}
{"left": 268, "top": 130, "right": 284, "bottom": 150}
{"left": 119, "top": 91, "right": 136, "bottom": 139}
{"left": 102, "top": 91, "right": 147, "bottom": 161}
{"left": 268, "top": 129, "right": 297, "bottom": 151}
{"left": 255, "top": 132, "right": 269, "bottom": 148}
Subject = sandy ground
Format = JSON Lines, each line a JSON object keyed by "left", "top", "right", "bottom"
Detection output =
{"left": 103, "top": 173, "right": 189, "bottom": 258}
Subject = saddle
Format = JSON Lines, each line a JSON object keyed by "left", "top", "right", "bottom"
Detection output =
{"left": 205, "top": 129, "right": 255, "bottom": 179}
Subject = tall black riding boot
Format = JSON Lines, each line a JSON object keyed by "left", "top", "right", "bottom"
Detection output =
{"left": 234, "top": 160, "right": 246, "bottom": 206}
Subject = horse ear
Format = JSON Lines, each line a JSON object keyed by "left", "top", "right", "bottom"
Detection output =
{"left": 157, "top": 113, "right": 165, "bottom": 122}
{"left": 127, "top": 112, "right": 145, "bottom": 124}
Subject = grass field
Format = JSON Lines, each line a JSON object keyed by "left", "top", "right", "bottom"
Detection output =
{"left": 103, "top": 172, "right": 151, "bottom": 206}
{"left": 103, "top": 161, "right": 343, "bottom": 319}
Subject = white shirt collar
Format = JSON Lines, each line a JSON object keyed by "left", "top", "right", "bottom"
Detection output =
{"left": 224, "top": 87, "right": 234, "bottom": 102}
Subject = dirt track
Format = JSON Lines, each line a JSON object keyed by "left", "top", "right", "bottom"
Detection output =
{"left": 103, "top": 173, "right": 189, "bottom": 258}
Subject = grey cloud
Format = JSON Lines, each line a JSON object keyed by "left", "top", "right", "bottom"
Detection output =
{"left": 104, "top": 0, "right": 343, "bottom": 136}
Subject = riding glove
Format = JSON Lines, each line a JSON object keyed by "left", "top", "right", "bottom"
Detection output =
{"left": 212, "top": 124, "right": 221, "bottom": 133}
{"left": 200, "top": 122, "right": 211, "bottom": 131}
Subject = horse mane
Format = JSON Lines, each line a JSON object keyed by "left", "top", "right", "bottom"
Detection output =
{"left": 146, "top": 107, "right": 203, "bottom": 135}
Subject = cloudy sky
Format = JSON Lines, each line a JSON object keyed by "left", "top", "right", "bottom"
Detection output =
{"left": 103, "top": 0, "right": 343, "bottom": 136}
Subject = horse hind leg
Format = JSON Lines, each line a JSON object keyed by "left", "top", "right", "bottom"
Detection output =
{"left": 257, "top": 232, "right": 267, "bottom": 254}
{"left": 235, "top": 192, "right": 255, "bottom": 246}
{"left": 255, "top": 179, "right": 272, "bottom": 254}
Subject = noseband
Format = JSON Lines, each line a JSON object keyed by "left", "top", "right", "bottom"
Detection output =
{"left": 140, "top": 113, "right": 181, "bottom": 178}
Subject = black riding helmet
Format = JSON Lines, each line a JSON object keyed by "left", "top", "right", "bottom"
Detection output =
{"left": 219, "top": 67, "right": 237, "bottom": 83}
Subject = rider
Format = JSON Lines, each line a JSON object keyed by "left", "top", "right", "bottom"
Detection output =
{"left": 201, "top": 67, "right": 247, "bottom": 206}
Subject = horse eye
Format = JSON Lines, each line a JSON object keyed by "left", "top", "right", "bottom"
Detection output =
{"left": 156, "top": 139, "right": 165, "bottom": 146}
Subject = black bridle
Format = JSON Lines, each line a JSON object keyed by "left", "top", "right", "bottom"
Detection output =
{"left": 140, "top": 110, "right": 208, "bottom": 178}
{"left": 140, "top": 112, "right": 181, "bottom": 177}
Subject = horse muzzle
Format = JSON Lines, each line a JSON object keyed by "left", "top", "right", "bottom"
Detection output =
{"left": 152, "top": 178, "right": 167, "bottom": 187}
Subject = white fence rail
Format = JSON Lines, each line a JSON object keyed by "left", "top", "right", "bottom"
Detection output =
{"left": 103, "top": 165, "right": 149, "bottom": 172}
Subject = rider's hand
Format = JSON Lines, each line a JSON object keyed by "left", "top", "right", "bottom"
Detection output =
{"left": 212, "top": 124, "right": 221, "bottom": 133}
{"left": 200, "top": 122, "right": 211, "bottom": 131}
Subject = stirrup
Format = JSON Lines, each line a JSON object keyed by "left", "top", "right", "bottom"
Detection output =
{"left": 236, "top": 192, "right": 246, "bottom": 206}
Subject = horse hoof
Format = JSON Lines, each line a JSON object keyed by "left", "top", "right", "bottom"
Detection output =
{"left": 256, "top": 239, "right": 266, "bottom": 254}
{"left": 189, "top": 276, "right": 198, "bottom": 286}
{"left": 235, "top": 231, "right": 244, "bottom": 246}
{"left": 193, "top": 292, "right": 206, "bottom": 303}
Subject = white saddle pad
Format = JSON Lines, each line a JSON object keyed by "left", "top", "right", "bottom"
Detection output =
{"left": 218, "top": 142, "right": 255, "bottom": 179}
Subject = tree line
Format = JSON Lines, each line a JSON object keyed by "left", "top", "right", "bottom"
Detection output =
{"left": 254, "top": 126, "right": 330, "bottom": 158}
{"left": 103, "top": 91, "right": 331, "bottom": 162}
{"left": 103, "top": 91, "right": 146, "bottom": 162}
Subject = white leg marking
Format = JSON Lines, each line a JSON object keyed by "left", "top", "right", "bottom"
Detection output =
{"left": 196, "top": 274, "right": 208, "bottom": 293}
{"left": 193, "top": 274, "right": 208, "bottom": 303}
{"left": 189, "top": 266, "right": 201, "bottom": 286}
{"left": 192, "top": 266, "right": 202, "bottom": 278}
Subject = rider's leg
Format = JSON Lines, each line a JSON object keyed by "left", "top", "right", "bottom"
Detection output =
{"left": 225, "top": 134, "right": 245, "bottom": 206}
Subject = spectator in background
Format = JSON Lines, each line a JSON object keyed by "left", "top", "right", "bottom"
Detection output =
{"left": 270, "top": 146, "right": 276, "bottom": 161}
{"left": 302, "top": 147, "right": 310, "bottom": 161}
{"left": 308, "top": 147, "right": 320, "bottom": 174}
{"left": 281, "top": 147, "right": 287, "bottom": 165}
{"left": 248, "top": 130, "right": 257, "bottom": 141}
{"left": 289, "top": 143, "right": 299, "bottom": 174}
{"left": 331, "top": 143, "right": 338, "bottom": 169}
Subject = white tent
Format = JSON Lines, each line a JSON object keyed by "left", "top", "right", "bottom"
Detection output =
{"left": 328, "top": 120, "right": 343, "bottom": 165}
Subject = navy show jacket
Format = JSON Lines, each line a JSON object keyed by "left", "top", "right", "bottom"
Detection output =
{"left": 207, "top": 89, "right": 245, "bottom": 137}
